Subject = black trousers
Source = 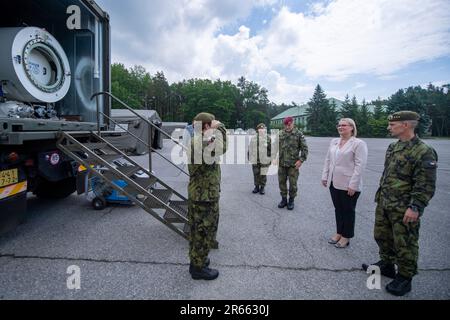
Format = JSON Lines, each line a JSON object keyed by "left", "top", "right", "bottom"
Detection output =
{"left": 329, "top": 182, "right": 360, "bottom": 238}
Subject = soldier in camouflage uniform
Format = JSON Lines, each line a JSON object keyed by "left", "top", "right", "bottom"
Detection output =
{"left": 274, "top": 117, "right": 309, "bottom": 210}
{"left": 363, "top": 111, "right": 437, "bottom": 296}
{"left": 248, "top": 123, "right": 272, "bottom": 195}
{"left": 187, "top": 112, "right": 227, "bottom": 280}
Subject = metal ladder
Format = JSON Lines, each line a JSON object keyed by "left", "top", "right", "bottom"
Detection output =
{"left": 56, "top": 92, "right": 191, "bottom": 240}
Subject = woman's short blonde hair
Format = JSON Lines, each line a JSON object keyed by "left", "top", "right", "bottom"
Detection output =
{"left": 340, "top": 118, "right": 357, "bottom": 137}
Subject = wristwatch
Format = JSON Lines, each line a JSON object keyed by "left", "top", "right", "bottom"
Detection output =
{"left": 409, "top": 205, "right": 419, "bottom": 213}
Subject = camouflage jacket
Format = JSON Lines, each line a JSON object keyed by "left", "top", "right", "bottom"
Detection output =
{"left": 188, "top": 124, "right": 228, "bottom": 202}
{"left": 275, "top": 128, "right": 309, "bottom": 167}
{"left": 375, "top": 136, "right": 438, "bottom": 214}
{"left": 248, "top": 134, "right": 272, "bottom": 166}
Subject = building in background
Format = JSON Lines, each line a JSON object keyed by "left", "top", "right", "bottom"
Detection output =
{"left": 270, "top": 98, "right": 382, "bottom": 131}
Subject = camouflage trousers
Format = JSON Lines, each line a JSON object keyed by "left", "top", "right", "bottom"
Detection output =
{"left": 374, "top": 204, "right": 420, "bottom": 278}
{"left": 252, "top": 164, "right": 269, "bottom": 187}
{"left": 278, "top": 166, "right": 299, "bottom": 198}
{"left": 188, "top": 200, "right": 219, "bottom": 268}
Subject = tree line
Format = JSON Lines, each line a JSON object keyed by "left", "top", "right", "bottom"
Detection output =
{"left": 111, "top": 63, "right": 450, "bottom": 137}
{"left": 306, "top": 84, "right": 450, "bottom": 137}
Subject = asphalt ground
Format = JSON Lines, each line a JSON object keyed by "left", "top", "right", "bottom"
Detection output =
{"left": 0, "top": 136, "right": 449, "bottom": 300}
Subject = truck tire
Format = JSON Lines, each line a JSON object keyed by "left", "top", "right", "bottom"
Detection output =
{"left": 34, "top": 177, "right": 76, "bottom": 199}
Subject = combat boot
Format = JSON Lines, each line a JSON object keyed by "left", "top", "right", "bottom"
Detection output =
{"left": 278, "top": 197, "right": 287, "bottom": 208}
{"left": 386, "top": 274, "right": 412, "bottom": 296}
{"left": 287, "top": 198, "right": 295, "bottom": 210}
{"left": 189, "top": 258, "right": 210, "bottom": 274}
{"left": 252, "top": 185, "right": 260, "bottom": 194}
{"left": 259, "top": 186, "right": 265, "bottom": 195}
{"left": 362, "top": 260, "right": 396, "bottom": 279}
{"left": 191, "top": 266, "right": 219, "bottom": 280}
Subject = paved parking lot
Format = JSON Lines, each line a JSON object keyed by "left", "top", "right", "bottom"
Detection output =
{"left": 0, "top": 136, "right": 449, "bottom": 299}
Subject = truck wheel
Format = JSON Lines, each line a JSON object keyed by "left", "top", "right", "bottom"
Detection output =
{"left": 34, "top": 177, "right": 76, "bottom": 199}
{"left": 92, "top": 197, "right": 106, "bottom": 210}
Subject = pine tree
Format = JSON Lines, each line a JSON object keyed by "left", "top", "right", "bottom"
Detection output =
{"left": 306, "top": 85, "right": 337, "bottom": 136}
{"left": 359, "top": 99, "right": 370, "bottom": 136}
{"left": 373, "top": 97, "right": 387, "bottom": 120}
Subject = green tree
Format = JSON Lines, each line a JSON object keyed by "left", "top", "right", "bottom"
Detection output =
{"left": 372, "top": 97, "right": 387, "bottom": 120}
{"left": 306, "top": 85, "right": 337, "bottom": 136}
{"left": 175, "top": 79, "right": 237, "bottom": 127}
{"left": 340, "top": 95, "right": 360, "bottom": 121}
{"left": 387, "top": 87, "right": 430, "bottom": 136}
{"left": 236, "top": 77, "right": 270, "bottom": 129}
{"left": 111, "top": 63, "right": 151, "bottom": 109}
{"left": 147, "top": 71, "right": 171, "bottom": 119}
{"left": 358, "top": 99, "right": 371, "bottom": 137}
{"left": 367, "top": 118, "right": 389, "bottom": 137}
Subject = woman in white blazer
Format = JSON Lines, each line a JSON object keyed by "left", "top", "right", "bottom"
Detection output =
{"left": 321, "top": 118, "right": 368, "bottom": 248}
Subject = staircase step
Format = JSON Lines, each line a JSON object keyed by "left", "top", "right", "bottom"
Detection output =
{"left": 144, "top": 189, "right": 172, "bottom": 209}
{"left": 86, "top": 154, "right": 123, "bottom": 165}
{"left": 116, "top": 165, "right": 141, "bottom": 177}
{"left": 168, "top": 200, "right": 188, "bottom": 216}
{"left": 163, "top": 201, "right": 188, "bottom": 223}
{"left": 183, "top": 223, "right": 190, "bottom": 234}
{"left": 163, "top": 209, "right": 188, "bottom": 223}
{"left": 66, "top": 142, "right": 109, "bottom": 151}
{"left": 100, "top": 154, "right": 124, "bottom": 162}
{"left": 133, "top": 176, "right": 157, "bottom": 190}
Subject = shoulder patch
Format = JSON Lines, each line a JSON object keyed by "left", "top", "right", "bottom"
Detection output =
{"left": 423, "top": 159, "right": 438, "bottom": 169}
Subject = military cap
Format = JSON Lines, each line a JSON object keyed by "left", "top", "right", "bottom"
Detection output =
{"left": 283, "top": 116, "right": 294, "bottom": 125}
{"left": 256, "top": 123, "right": 266, "bottom": 130}
{"left": 193, "top": 112, "right": 215, "bottom": 123}
{"left": 388, "top": 111, "right": 420, "bottom": 122}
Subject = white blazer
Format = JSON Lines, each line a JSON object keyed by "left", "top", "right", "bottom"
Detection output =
{"left": 321, "top": 137, "right": 368, "bottom": 192}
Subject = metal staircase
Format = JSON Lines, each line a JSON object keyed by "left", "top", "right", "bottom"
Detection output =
{"left": 56, "top": 92, "right": 191, "bottom": 240}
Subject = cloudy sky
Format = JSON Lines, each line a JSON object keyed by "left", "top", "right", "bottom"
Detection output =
{"left": 96, "top": 0, "right": 450, "bottom": 104}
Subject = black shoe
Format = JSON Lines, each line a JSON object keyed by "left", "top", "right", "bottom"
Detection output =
{"left": 191, "top": 266, "right": 219, "bottom": 280}
{"left": 259, "top": 186, "right": 265, "bottom": 195}
{"left": 362, "top": 260, "right": 396, "bottom": 279}
{"left": 386, "top": 274, "right": 412, "bottom": 296}
{"left": 287, "top": 198, "right": 294, "bottom": 210}
{"left": 334, "top": 241, "right": 350, "bottom": 248}
{"left": 211, "top": 240, "right": 219, "bottom": 249}
{"left": 278, "top": 197, "right": 288, "bottom": 208}
{"left": 189, "top": 258, "right": 210, "bottom": 274}
{"left": 328, "top": 238, "right": 340, "bottom": 244}
{"left": 252, "top": 186, "right": 260, "bottom": 194}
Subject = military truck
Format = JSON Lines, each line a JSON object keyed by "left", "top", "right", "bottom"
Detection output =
{"left": 0, "top": 0, "right": 110, "bottom": 235}
{"left": 0, "top": 0, "right": 190, "bottom": 239}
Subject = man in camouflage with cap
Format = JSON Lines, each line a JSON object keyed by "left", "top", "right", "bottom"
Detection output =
{"left": 274, "top": 116, "right": 309, "bottom": 210}
{"left": 187, "top": 112, "right": 227, "bottom": 280}
{"left": 248, "top": 123, "right": 272, "bottom": 195}
{"left": 363, "top": 111, "right": 438, "bottom": 296}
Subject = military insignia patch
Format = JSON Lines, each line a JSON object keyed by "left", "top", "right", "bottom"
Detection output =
{"left": 423, "top": 160, "right": 437, "bottom": 169}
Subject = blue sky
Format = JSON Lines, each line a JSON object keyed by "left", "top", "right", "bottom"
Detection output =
{"left": 96, "top": 0, "right": 450, "bottom": 104}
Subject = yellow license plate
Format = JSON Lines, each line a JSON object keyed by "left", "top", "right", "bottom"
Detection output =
{"left": 0, "top": 169, "right": 18, "bottom": 188}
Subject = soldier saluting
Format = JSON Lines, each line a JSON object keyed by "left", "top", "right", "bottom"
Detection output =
{"left": 363, "top": 111, "right": 438, "bottom": 296}
{"left": 187, "top": 112, "right": 227, "bottom": 280}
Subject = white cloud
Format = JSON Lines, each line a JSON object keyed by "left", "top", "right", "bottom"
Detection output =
{"left": 263, "top": 71, "right": 315, "bottom": 104}
{"left": 353, "top": 82, "right": 366, "bottom": 90}
{"left": 98, "top": 0, "right": 276, "bottom": 81}
{"left": 261, "top": 0, "right": 450, "bottom": 79}
{"left": 98, "top": 0, "right": 450, "bottom": 103}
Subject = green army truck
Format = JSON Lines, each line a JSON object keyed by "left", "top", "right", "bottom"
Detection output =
{"left": 0, "top": 0, "right": 111, "bottom": 235}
